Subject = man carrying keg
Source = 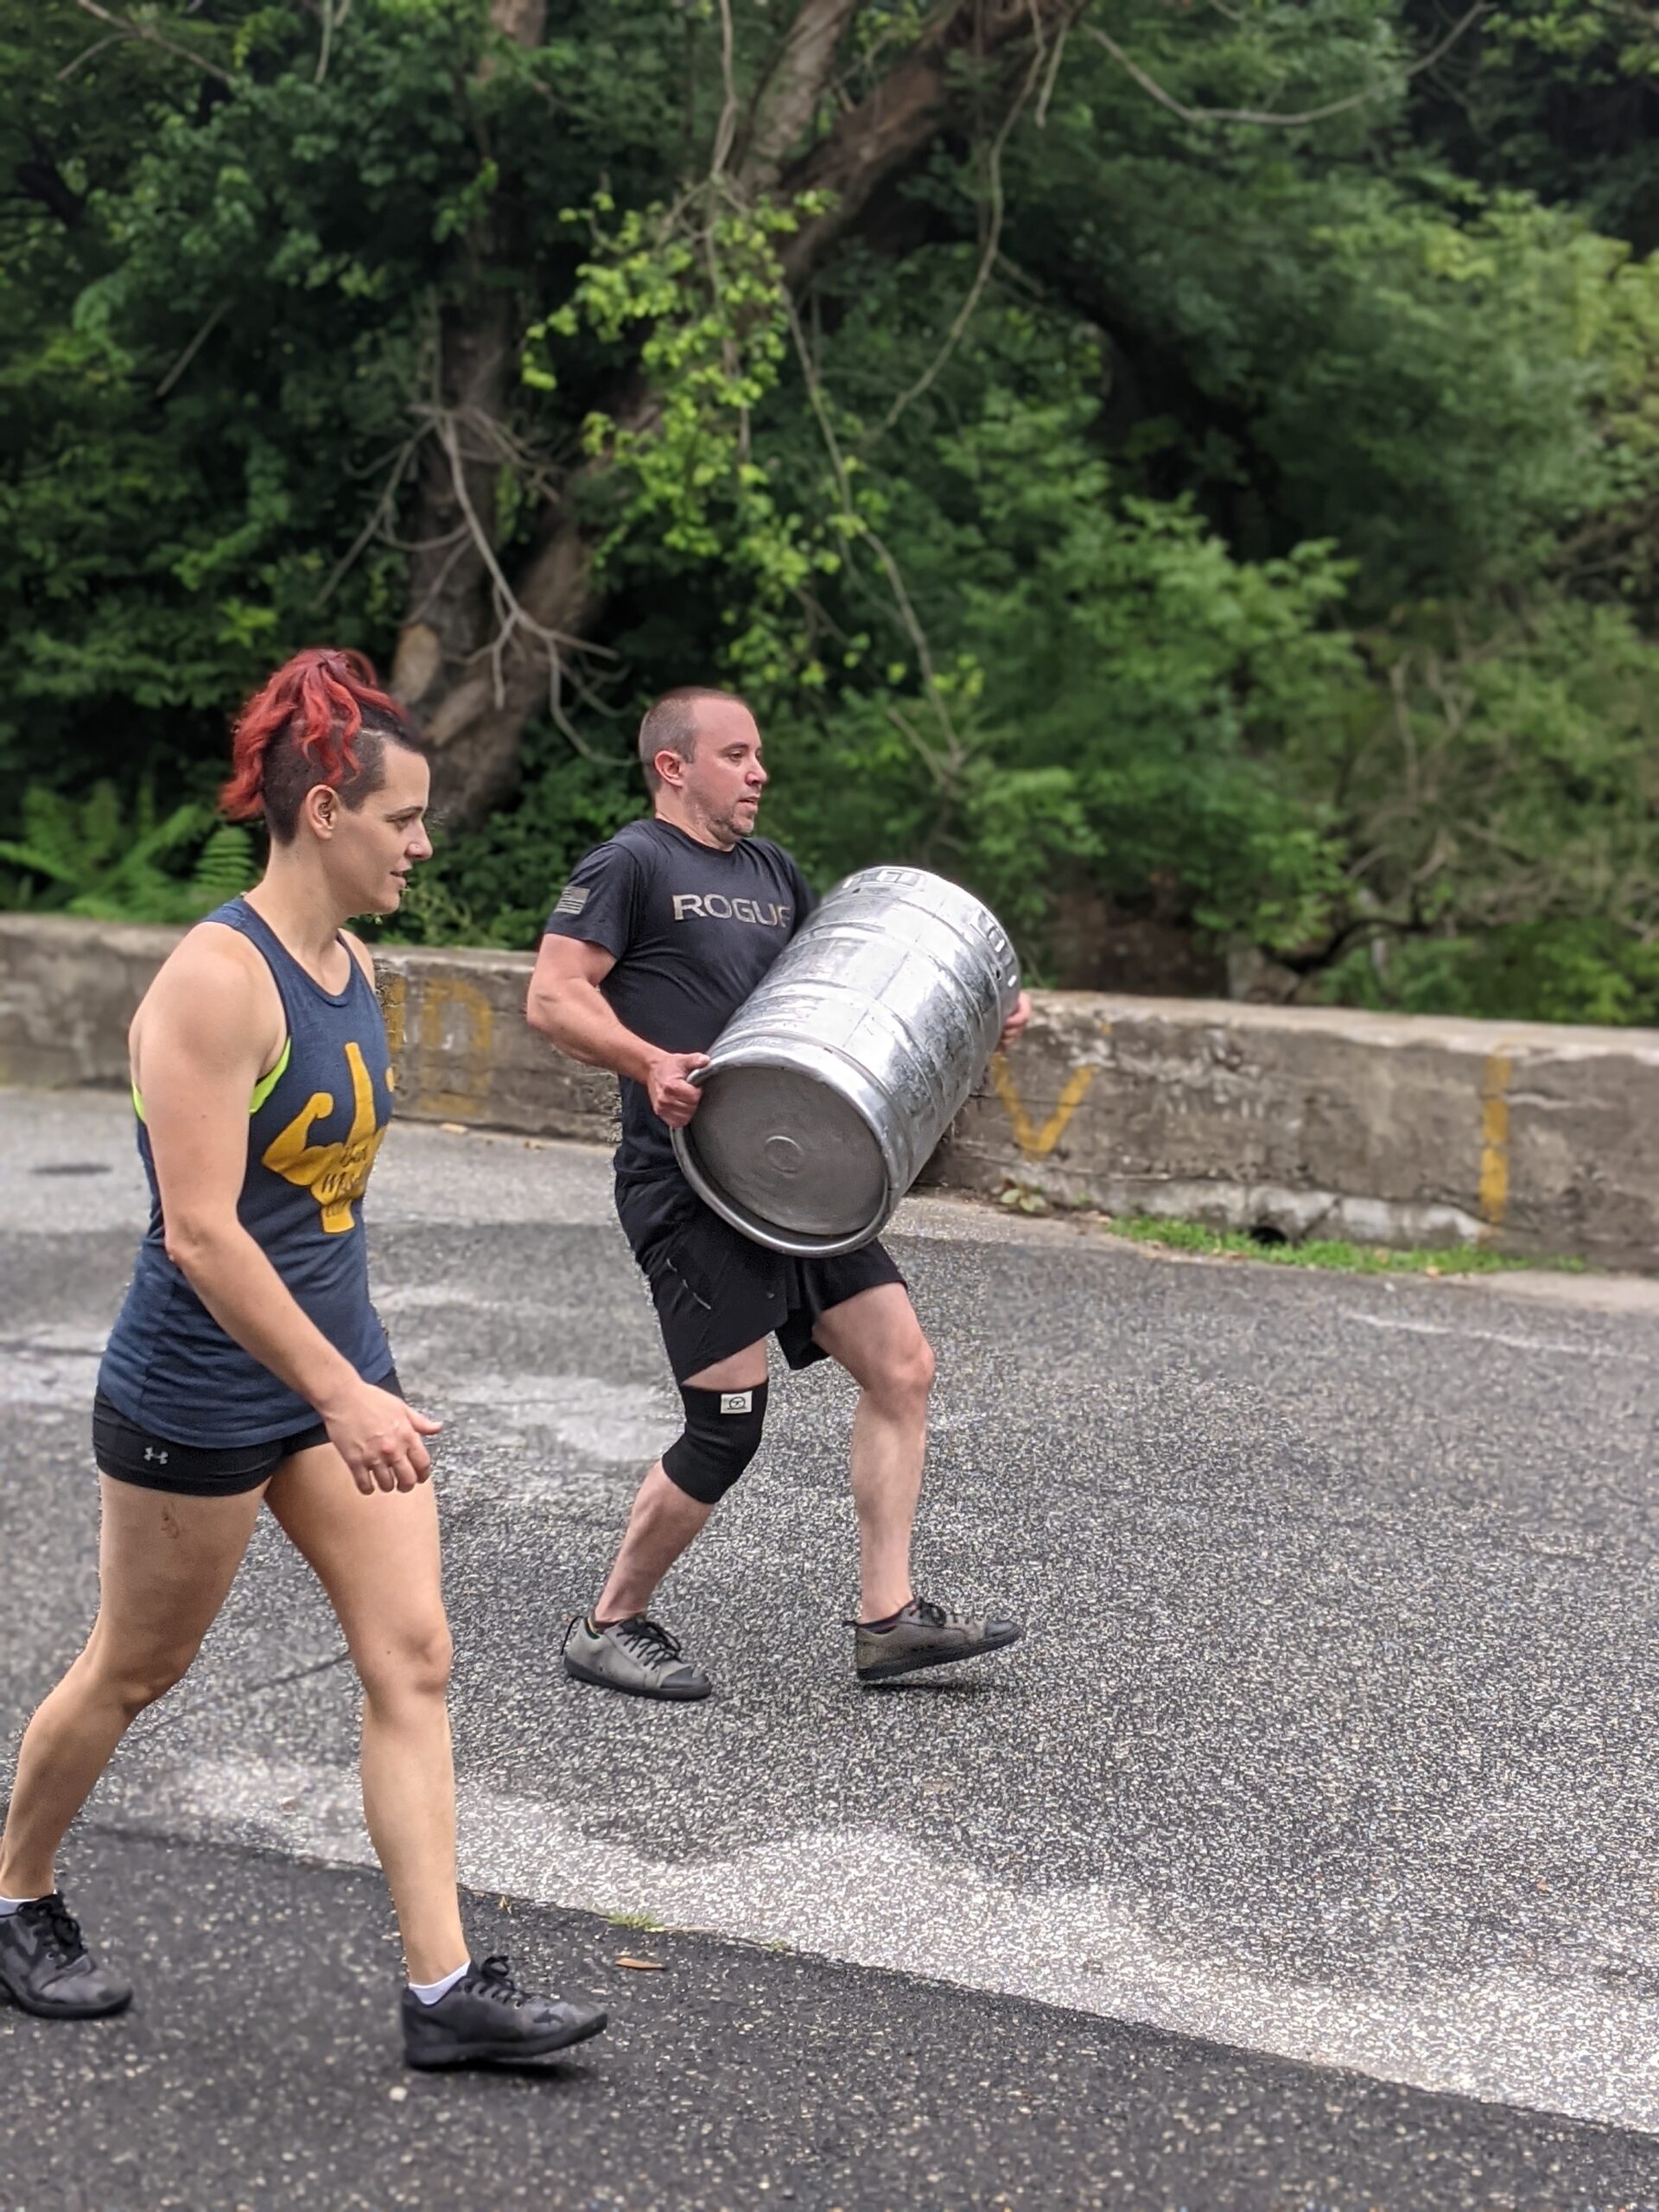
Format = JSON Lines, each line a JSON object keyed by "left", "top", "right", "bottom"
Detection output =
{"left": 525, "top": 688, "right": 1031, "bottom": 1700}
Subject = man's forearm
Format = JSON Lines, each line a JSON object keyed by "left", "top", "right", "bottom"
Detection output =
{"left": 529, "top": 978, "right": 660, "bottom": 1086}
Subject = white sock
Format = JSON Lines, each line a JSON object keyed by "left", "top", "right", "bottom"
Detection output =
{"left": 0, "top": 1893, "right": 42, "bottom": 1918}
{"left": 409, "top": 1961, "right": 470, "bottom": 2005}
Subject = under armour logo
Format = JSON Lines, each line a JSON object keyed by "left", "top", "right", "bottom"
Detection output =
{"left": 143, "top": 1446, "right": 169, "bottom": 1465}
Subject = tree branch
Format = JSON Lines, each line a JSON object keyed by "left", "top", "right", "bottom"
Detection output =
{"left": 869, "top": 22, "right": 1053, "bottom": 443}
{"left": 1035, "top": 11, "right": 1071, "bottom": 128}
{"left": 711, "top": 0, "right": 742, "bottom": 177}
{"left": 740, "top": 0, "right": 862, "bottom": 188}
{"left": 1085, "top": 2, "right": 1490, "bottom": 131}
{"left": 785, "top": 296, "right": 965, "bottom": 788}
{"left": 69, "top": 0, "right": 234, "bottom": 86}
{"left": 315, "top": 429, "right": 429, "bottom": 608}
{"left": 314, "top": 0, "right": 345, "bottom": 86}
{"left": 777, "top": 0, "right": 1074, "bottom": 281}
{"left": 155, "top": 299, "right": 229, "bottom": 397}
{"left": 56, "top": 33, "right": 127, "bottom": 82}
{"left": 427, "top": 407, "right": 593, "bottom": 712}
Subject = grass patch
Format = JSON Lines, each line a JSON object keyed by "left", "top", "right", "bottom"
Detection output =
{"left": 1104, "top": 1214, "right": 1584, "bottom": 1276}
{"left": 607, "top": 1909, "right": 665, "bottom": 1931}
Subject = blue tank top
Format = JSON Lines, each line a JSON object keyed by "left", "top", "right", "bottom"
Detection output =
{"left": 98, "top": 898, "right": 396, "bottom": 1447}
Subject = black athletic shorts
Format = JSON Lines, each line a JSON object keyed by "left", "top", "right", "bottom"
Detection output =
{"left": 616, "top": 1176, "right": 906, "bottom": 1385}
{"left": 92, "top": 1370, "right": 404, "bottom": 1498}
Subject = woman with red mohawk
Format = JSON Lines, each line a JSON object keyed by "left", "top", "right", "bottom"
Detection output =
{"left": 0, "top": 649, "right": 607, "bottom": 2070}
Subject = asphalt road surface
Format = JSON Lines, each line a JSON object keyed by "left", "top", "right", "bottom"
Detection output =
{"left": 5, "top": 1086, "right": 1659, "bottom": 2210}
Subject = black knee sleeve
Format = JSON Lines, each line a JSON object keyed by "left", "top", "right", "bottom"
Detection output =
{"left": 663, "top": 1379, "right": 769, "bottom": 1505}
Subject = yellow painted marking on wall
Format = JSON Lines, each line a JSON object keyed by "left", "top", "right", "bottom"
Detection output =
{"left": 1478, "top": 1049, "right": 1513, "bottom": 1237}
{"left": 416, "top": 975, "right": 494, "bottom": 1122}
{"left": 380, "top": 971, "right": 408, "bottom": 1060}
{"left": 991, "top": 1054, "right": 1096, "bottom": 1160}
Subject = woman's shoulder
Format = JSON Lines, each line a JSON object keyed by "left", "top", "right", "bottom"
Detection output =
{"left": 132, "top": 913, "right": 279, "bottom": 1065}
{"left": 156, "top": 909, "right": 272, "bottom": 997}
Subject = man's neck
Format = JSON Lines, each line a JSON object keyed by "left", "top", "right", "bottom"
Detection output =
{"left": 653, "top": 798, "right": 734, "bottom": 853}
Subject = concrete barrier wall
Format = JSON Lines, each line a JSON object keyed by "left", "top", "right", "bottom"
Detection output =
{"left": 0, "top": 916, "right": 616, "bottom": 1143}
{"left": 5, "top": 913, "right": 1657, "bottom": 1268}
{"left": 927, "top": 994, "right": 1659, "bottom": 1268}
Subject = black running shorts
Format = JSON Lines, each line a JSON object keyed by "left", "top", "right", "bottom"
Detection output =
{"left": 92, "top": 1370, "right": 404, "bottom": 1497}
{"left": 616, "top": 1177, "right": 905, "bottom": 1385}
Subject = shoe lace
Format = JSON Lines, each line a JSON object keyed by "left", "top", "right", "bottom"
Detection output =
{"left": 473, "top": 1955, "right": 535, "bottom": 2010}
{"left": 843, "top": 1598, "right": 950, "bottom": 1630}
{"left": 29, "top": 1896, "right": 86, "bottom": 1967}
{"left": 613, "top": 1616, "right": 685, "bottom": 1669}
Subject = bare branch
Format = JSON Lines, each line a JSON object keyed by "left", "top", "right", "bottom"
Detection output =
{"left": 70, "top": 0, "right": 235, "bottom": 86}
{"left": 315, "top": 429, "right": 428, "bottom": 608}
{"left": 57, "top": 33, "right": 127, "bottom": 81}
{"left": 1035, "top": 12, "right": 1071, "bottom": 128}
{"left": 431, "top": 409, "right": 588, "bottom": 709}
{"left": 869, "top": 29, "right": 1051, "bottom": 445}
{"left": 777, "top": 0, "right": 1074, "bottom": 283}
{"left": 711, "top": 0, "right": 742, "bottom": 177}
{"left": 785, "top": 296, "right": 965, "bottom": 786}
{"left": 155, "top": 299, "right": 229, "bottom": 397}
{"left": 404, "top": 403, "right": 617, "bottom": 770}
{"left": 741, "top": 0, "right": 862, "bottom": 189}
{"left": 1085, "top": 2, "right": 1489, "bottom": 131}
{"left": 405, "top": 529, "right": 475, "bottom": 623}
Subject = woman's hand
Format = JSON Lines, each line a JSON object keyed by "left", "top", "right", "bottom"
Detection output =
{"left": 321, "top": 1379, "right": 442, "bottom": 1494}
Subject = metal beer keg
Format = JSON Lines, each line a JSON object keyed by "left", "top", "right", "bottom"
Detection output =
{"left": 672, "top": 866, "right": 1020, "bottom": 1256}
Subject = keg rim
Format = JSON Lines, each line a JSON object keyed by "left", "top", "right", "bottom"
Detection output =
{"left": 671, "top": 1049, "right": 897, "bottom": 1258}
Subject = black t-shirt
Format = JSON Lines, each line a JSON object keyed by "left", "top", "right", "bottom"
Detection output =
{"left": 543, "top": 816, "right": 817, "bottom": 1186}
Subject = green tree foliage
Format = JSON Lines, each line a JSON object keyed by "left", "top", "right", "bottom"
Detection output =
{"left": 4, "top": 0, "right": 1659, "bottom": 1015}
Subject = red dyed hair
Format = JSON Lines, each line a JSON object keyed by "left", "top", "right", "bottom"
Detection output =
{"left": 220, "top": 647, "right": 420, "bottom": 838}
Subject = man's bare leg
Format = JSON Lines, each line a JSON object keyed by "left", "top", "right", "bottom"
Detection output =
{"left": 810, "top": 1282, "right": 935, "bottom": 1620}
{"left": 814, "top": 1281, "right": 1024, "bottom": 1681}
{"left": 593, "top": 1466, "right": 711, "bottom": 1624}
{"left": 564, "top": 1340, "right": 770, "bottom": 1700}
{"left": 593, "top": 1340, "right": 769, "bottom": 1622}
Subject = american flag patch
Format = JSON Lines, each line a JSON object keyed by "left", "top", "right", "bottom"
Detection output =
{"left": 554, "top": 884, "right": 589, "bottom": 916}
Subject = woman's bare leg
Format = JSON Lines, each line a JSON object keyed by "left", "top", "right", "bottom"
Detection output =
{"left": 0, "top": 1477, "right": 263, "bottom": 1898}
{"left": 264, "top": 1445, "right": 465, "bottom": 1985}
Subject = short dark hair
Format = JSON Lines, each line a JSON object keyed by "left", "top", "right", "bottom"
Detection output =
{"left": 638, "top": 687, "right": 751, "bottom": 796}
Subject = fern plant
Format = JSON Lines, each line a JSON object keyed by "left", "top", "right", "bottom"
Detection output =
{"left": 0, "top": 781, "right": 257, "bottom": 924}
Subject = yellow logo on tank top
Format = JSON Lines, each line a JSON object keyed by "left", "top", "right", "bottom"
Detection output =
{"left": 261, "top": 1039, "right": 388, "bottom": 1235}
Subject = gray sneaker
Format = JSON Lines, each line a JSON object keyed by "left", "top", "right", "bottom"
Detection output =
{"left": 851, "top": 1596, "right": 1024, "bottom": 1684}
{"left": 403, "top": 1955, "right": 607, "bottom": 2069}
{"left": 562, "top": 1613, "right": 713, "bottom": 1701}
{"left": 0, "top": 1893, "right": 132, "bottom": 2018}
